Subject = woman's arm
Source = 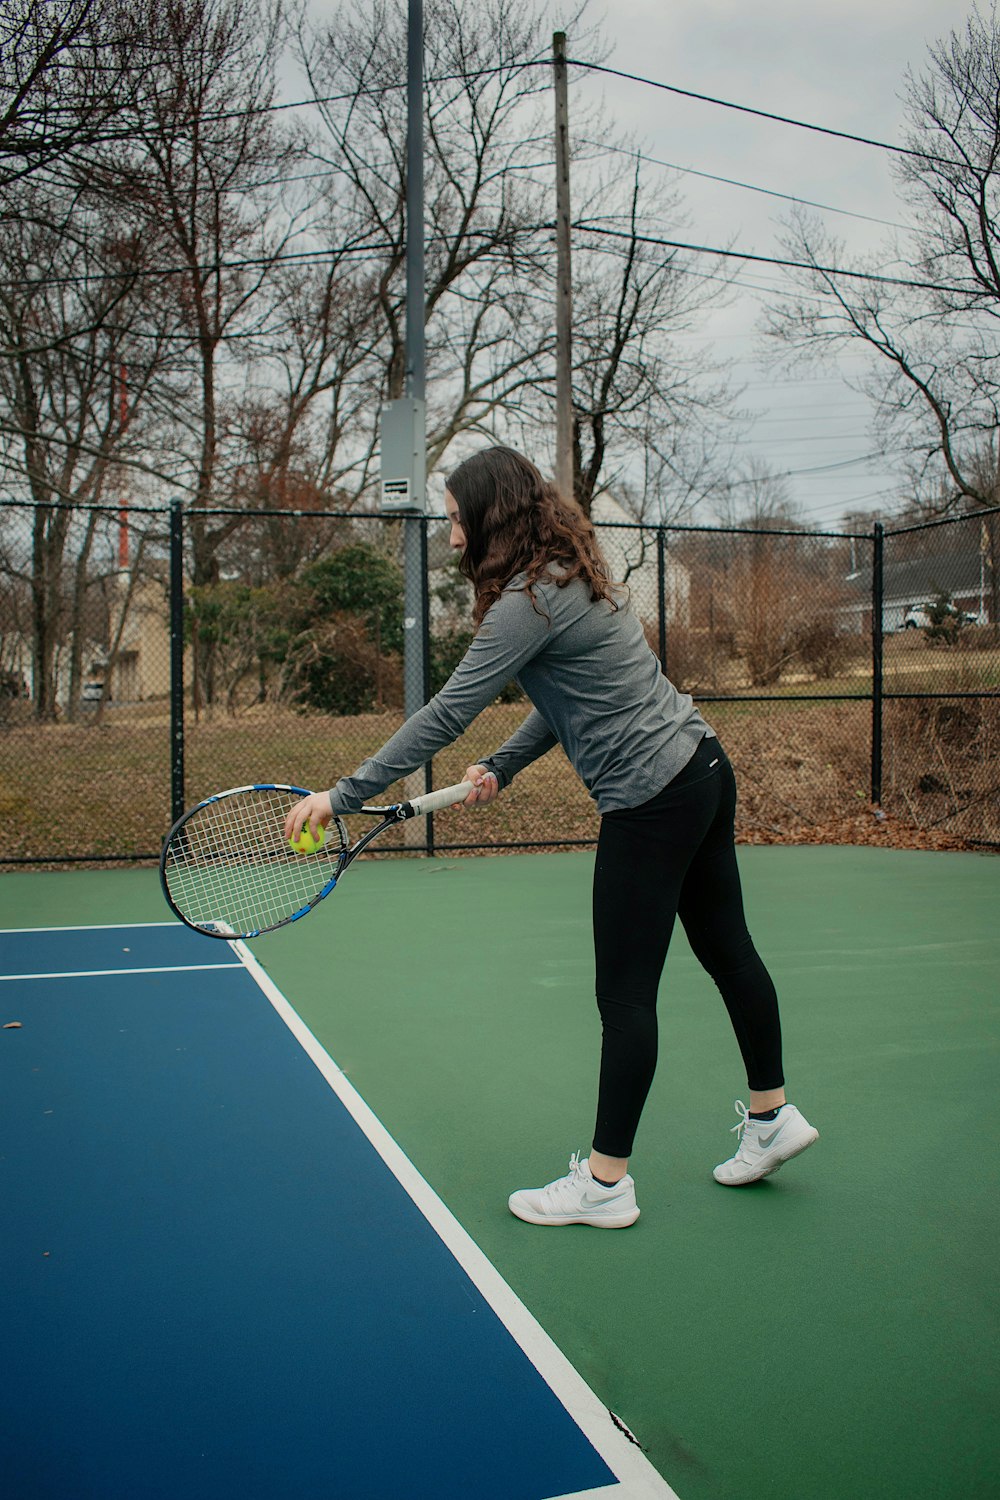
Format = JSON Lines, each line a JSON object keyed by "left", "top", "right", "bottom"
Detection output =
{"left": 325, "top": 587, "right": 552, "bottom": 814}
{"left": 477, "top": 707, "right": 558, "bottom": 790}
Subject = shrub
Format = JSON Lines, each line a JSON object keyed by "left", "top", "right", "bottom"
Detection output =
{"left": 291, "top": 544, "right": 405, "bottom": 714}
{"left": 299, "top": 545, "right": 403, "bottom": 653}
{"left": 644, "top": 623, "right": 727, "bottom": 692}
{"left": 922, "top": 592, "right": 962, "bottom": 646}
{"left": 294, "top": 612, "right": 403, "bottom": 716}
{"left": 790, "top": 618, "right": 853, "bottom": 679}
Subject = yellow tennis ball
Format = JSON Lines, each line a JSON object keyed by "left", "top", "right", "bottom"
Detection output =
{"left": 290, "top": 823, "right": 326, "bottom": 855}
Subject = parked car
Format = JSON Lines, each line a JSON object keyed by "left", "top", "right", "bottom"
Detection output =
{"left": 902, "top": 602, "right": 981, "bottom": 630}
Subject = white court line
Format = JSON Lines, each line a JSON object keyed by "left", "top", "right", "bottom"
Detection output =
{"left": 0, "top": 963, "right": 242, "bottom": 982}
{"left": 233, "top": 937, "right": 680, "bottom": 1500}
{"left": 1, "top": 921, "right": 176, "bottom": 934}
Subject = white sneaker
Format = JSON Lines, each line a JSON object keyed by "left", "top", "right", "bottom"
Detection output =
{"left": 713, "top": 1101, "right": 819, "bottom": 1186}
{"left": 508, "top": 1152, "right": 640, "bottom": 1228}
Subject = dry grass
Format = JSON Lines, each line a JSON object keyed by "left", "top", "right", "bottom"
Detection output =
{"left": 2, "top": 684, "right": 995, "bottom": 864}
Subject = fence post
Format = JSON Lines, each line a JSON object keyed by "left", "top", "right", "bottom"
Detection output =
{"left": 656, "top": 528, "right": 667, "bottom": 673}
{"left": 871, "top": 522, "right": 884, "bottom": 807}
{"left": 169, "top": 499, "right": 186, "bottom": 825}
{"left": 421, "top": 516, "right": 435, "bottom": 855}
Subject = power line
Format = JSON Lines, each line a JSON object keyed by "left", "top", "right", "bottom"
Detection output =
{"left": 567, "top": 59, "right": 959, "bottom": 168}
{"left": 749, "top": 412, "right": 878, "bottom": 426}
{"left": 575, "top": 137, "right": 912, "bottom": 231}
{"left": 787, "top": 450, "right": 886, "bottom": 473}
{"left": 541, "top": 222, "right": 956, "bottom": 318}
{"left": 240, "top": 147, "right": 557, "bottom": 195}
{"left": 804, "top": 491, "right": 899, "bottom": 513}
{"left": 745, "top": 438, "right": 879, "bottom": 451}
{"left": 0, "top": 224, "right": 543, "bottom": 291}
{"left": 703, "top": 451, "right": 890, "bottom": 494}
{"left": 0, "top": 58, "right": 555, "bottom": 169}
{"left": 0, "top": 220, "right": 771, "bottom": 301}
{"left": 748, "top": 375, "right": 875, "bottom": 388}
{"left": 0, "top": 239, "right": 389, "bottom": 291}
{"left": 198, "top": 59, "right": 553, "bottom": 124}
{"left": 170, "top": 52, "right": 947, "bottom": 179}
{"left": 17, "top": 48, "right": 960, "bottom": 192}
{"left": 572, "top": 220, "right": 973, "bottom": 295}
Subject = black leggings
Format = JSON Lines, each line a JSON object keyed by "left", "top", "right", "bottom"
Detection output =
{"left": 592, "top": 736, "right": 784, "bottom": 1158}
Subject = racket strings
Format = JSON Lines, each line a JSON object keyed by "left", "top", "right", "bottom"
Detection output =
{"left": 164, "top": 789, "right": 346, "bottom": 936}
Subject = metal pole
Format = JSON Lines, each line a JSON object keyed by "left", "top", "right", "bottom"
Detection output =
{"left": 403, "top": 0, "right": 431, "bottom": 847}
{"left": 657, "top": 528, "right": 667, "bottom": 673}
{"left": 406, "top": 0, "right": 425, "bottom": 412}
{"left": 420, "top": 516, "right": 433, "bottom": 840}
{"left": 871, "top": 522, "right": 884, "bottom": 807}
{"left": 169, "top": 499, "right": 186, "bottom": 824}
{"left": 553, "top": 30, "right": 573, "bottom": 501}
{"left": 404, "top": 0, "right": 427, "bottom": 722}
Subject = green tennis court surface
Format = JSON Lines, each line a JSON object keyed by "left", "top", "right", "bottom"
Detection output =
{"left": 2, "top": 845, "right": 997, "bottom": 1500}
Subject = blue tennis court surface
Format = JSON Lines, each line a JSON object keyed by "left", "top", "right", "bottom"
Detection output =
{"left": 2, "top": 922, "right": 674, "bottom": 1500}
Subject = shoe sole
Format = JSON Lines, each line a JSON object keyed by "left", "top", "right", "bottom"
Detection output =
{"left": 508, "top": 1204, "right": 641, "bottom": 1228}
{"left": 714, "top": 1126, "right": 819, "bottom": 1187}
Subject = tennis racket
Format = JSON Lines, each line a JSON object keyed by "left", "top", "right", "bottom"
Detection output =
{"left": 160, "top": 779, "right": 474, "bottom": 940}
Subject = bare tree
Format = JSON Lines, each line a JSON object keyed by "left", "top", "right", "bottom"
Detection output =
{"left": 106, "top": 0, "right": 301, "bottom": 586}
{"left": 0, "top": 0, "right": 140, "bottom": 191}
{"left": 299, "top": 0, "right": 739, "bottom": 520}
{"left": 218, "top": 247, "right": 387, "bottom": 572}
{"left": 566, "top": 157, "right": 735, "bottom": 518}
{"left": 299, "top": 0, "right": 568, "bottom": 479}
{"left": 0, "top": 3, "right": 185, "bottom": 722}
{"left": 670, "top": 464, "right": 813, "bottom": 687}
{"left": 0, "top": 206, "right": 170, "bottom": 719}
{"left": 767, "top": 6, "right": 1000, "bottom": 517}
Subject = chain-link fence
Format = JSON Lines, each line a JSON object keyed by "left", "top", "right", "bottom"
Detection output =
{"left": 879, "top": 510, "right": 1000, "bottom": 846}
{"left": 1, "top": 499, "right": 997, "bottom": 865}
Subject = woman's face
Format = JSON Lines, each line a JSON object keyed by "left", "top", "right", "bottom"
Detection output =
{"left": 444, "top": 489, "right": 467, "bottom": 554}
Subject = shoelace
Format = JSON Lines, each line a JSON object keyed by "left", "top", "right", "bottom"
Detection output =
{"left": 540, "top": 1151, "right": 587, "bottom": 1209}
{"left": 729, "top": 1100, "right": 754, "bottom": 1160}
{"left": 728, "top": 1100, "right": 787, "bottom": 1161}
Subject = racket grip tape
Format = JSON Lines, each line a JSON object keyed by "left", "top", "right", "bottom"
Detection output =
{"left": 404, "top": 780, "right": 475, "bottom": 817}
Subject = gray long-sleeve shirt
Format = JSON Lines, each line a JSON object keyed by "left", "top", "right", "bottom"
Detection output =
{"left": 327, "top": 573, "right": 714, "bottom": 816}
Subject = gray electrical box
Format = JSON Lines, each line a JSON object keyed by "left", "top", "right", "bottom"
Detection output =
{"left": 379, "top": 397, "right": 426, "bottom": 512}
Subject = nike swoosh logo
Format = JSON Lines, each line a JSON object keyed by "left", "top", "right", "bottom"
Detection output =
{"left": 757, "top": 1126, "right": 782, "bottom": 1148}
{"left": 582, "top": 1190, "right": 623, "bottom": 1207}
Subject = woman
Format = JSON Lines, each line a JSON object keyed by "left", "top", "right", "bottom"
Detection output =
{"left": 286, "top": 446, "right": 818, "bottom": 1227}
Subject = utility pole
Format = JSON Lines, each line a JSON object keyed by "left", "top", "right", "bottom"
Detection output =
{"left": 403, "top": 0, "right": 426, "bottom": 725}
{"left": 381, "top": 0, "right": 428, "bottom": 724}
{"left": 553, "top": 30, "right": 573, "bottom": 503}
{"left": 378, "top": 0, "right": 430, "bottom": 838}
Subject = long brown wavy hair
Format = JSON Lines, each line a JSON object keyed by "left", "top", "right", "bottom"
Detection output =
{"left": 445, "top": 446, "right": 618, "bottom": 627}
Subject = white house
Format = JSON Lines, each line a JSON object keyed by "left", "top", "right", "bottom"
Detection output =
{"left": 589, "top": 494, "right": 691, "bottom": 628}
{"left": 842, "top": 547, "right": 994, "bottom": 633}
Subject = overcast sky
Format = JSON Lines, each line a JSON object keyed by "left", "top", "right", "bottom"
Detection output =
{"left": 288, "top": 1, "right": 978, "bottom": 525}
{"left": 574, "top": 0, "right": 975, "bottom": 524}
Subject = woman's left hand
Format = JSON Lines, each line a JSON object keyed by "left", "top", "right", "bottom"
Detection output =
{"left": 460, "top": 764, "right": 500, "bottom": 807}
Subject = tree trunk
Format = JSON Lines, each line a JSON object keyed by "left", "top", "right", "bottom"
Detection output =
{"left": 66, "top": 509, "right": 101, "bottom": 722}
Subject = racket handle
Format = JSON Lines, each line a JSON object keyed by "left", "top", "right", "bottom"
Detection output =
{"left": 404, "top": 780, "right": 476, "bottom": 817}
